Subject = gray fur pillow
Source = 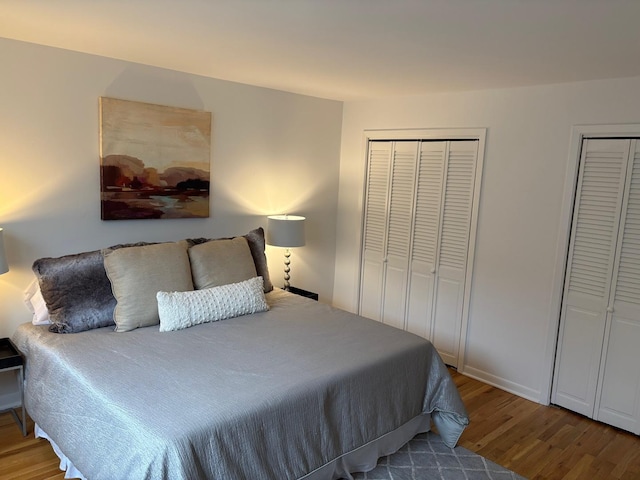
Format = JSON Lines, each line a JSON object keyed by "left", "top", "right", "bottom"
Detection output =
{"left": 33, "top": 250, "right": 116, "bottom": 333}
{"left": 32, "top": 242, "right": 155, "bottom": 333}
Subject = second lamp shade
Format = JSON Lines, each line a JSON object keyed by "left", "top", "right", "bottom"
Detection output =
{"left": 266, "top": 215, "right": 306, "bottom": 248}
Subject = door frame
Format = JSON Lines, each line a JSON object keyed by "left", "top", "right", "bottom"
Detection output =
{"left": 544, "top": 124, "right": 640, "bottom": 405}
{"left": 357, "top": 128, "right": 486, "bottom": 369}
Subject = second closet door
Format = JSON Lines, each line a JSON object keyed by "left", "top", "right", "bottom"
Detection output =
{"left": 597, "top": 139, "right": 640, "bottom": 433}
{"left": 552, "top": 139, "right": 628, "bottom": 417}
{"left": 553, "top": 138, "right": 640, "bottom": 434}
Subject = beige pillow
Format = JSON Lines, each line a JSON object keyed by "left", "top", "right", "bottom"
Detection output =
{"left": 104, "top": 241, "right": 194, "bottom": 332}
{"left": 188, "top": 236, "right": 257, "bottom": 290}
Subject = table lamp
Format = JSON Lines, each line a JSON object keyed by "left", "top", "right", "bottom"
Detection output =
{"left": 266, "top": 215, "right": 305, "bottom": 290}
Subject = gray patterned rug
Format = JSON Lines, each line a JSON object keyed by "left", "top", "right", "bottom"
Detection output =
{"left": 349, "top": 432, "right": 527, "bottom": 480}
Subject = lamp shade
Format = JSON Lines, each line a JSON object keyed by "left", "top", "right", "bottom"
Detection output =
{"left": 0, "top": 228, "right": 8, "bottom": 275}
{"left": 266, "top": 215, "right": 306, "bottom": 248}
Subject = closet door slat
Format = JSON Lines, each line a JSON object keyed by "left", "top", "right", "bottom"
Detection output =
{"left": 438, "top": 147, "right": 476, "bottom": 270}
{"left": 412, "top": 144, "right": 446, "bottom": 264}
{"left": 567, "top": 150, "right": 625, "bottom": 297}
{"left": 363, "top": 143, "right": 392, "bottom": 255}
{"left": 387, "top": 145, "right": 418, "bottom": 259}
{"left": 614, "top": 148, "right": 640, "bottom": 306}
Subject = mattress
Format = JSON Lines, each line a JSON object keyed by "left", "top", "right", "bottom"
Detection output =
{"left": 12, "top": 289, "right": 468, "bottom": 479}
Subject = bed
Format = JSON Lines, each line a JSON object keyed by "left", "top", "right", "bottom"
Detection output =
{"left": 12, "top": 229, "right": 469, "bottom": 480}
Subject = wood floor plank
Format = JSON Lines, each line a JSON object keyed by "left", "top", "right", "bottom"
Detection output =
{"left": 0, "top": 371, "right": 638, "bottom": 479}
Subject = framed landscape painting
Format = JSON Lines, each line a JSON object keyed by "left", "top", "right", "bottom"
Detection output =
{"left": 99, "top": 97, "right": 212, "bottom": 220}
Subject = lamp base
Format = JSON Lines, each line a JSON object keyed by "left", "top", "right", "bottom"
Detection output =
{"left": 283, "top": 248, "right": 291, "bottom": 290}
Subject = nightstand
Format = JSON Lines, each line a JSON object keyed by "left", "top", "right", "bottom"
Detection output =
{"left": 0, "top": 338, "right": 26, "bottom": 436}
{"left": 287, "top": 286, "right": 319, "bottom": 301}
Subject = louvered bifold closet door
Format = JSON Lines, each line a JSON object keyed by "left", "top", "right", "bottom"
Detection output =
{"left": 597, "top": 139, "right": 640, "bottom": 434}
{"left": 552, "top": 139, "right": 630, "bottom": 418}
{"left": 406, "top": 141, "right": 446, "bottom": 338}
{"left": 381, "top": 141, "right": 419, "bottom": 329}
{"left": 359, "top": 141, "right": 392, "bottom": 321}
{"left": 431, "top": 140, "right": 479, "bottom": 367}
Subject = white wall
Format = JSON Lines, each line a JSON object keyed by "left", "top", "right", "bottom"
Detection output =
{"left": 333, "top": 76, "right": 640, "bottom": 403}
{"left": 6, "top": 35, "right": 640, "bottom": 411}
{"left": 0, "top": 37, "right": 343, "bottom": 342}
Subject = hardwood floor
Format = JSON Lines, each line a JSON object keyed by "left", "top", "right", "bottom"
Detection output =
{"left": 0, "top": 370, "right": 639, "bottom": 479}
{"left": 0, "top": 410, "right": 63, "bottom": 480}
{"left": 451, "top": 370, "right": 640, "bottom": 480}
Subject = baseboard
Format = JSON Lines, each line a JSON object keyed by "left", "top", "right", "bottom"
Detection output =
{"left": 459, "top": 365, "right": 542, "bottom": 404}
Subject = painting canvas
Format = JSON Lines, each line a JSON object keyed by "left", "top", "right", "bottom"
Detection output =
{"left": 99, "top": 97, "right": 212, "bottom": 220}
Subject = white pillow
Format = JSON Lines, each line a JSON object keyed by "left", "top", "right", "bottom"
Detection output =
{"left": 157, "top": 276, "right": 269, "bottom": 332}
{"left": 24, "top": 279, "right": 52, "bottom": 326}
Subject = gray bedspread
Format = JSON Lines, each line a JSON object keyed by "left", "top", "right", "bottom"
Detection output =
{"left": 13, "top": 289, "right": 468, "bottom": 480}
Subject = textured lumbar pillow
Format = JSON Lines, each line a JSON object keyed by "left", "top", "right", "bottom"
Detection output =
{"left": 157, "top": 276, "right": 269, "bottom": 332}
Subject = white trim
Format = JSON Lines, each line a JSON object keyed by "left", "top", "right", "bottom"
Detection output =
{"left": 457, "top": 133, "right": 486, "bottom": 369}
{"left": 358, "top": 128, "right": 487, "bottom": 371}
{"left": 362, "top": 127, "right": 488, "bottom": 142}
{"left": 462, "top": 365, "right": 541, "bottom": 403}
{"left": 544, "top": 124, "right": 640, "bottom": 405}
{"left": 351, "top": 134, "right": 373, "bottom": 312}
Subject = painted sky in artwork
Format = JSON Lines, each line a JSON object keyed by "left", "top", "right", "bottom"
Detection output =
{"left": 100, "top": 97, "right": 211, "bottom": 174}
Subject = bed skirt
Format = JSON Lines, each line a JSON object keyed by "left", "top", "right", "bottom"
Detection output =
{"left": 37, "top": 414, "right": 432, "bottom": 480}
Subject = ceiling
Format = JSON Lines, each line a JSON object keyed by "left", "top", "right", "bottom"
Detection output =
{"left": 2, "top": 0, "right": 640, "bottom": 101}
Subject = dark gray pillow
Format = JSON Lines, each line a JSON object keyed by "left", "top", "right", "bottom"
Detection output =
{"left": 187, "top": 227, "right": 273, "bottom": 292}
{"left": 32, "top": 241, "right": 156, "bottom": 334}
{"left": 33, "top": 250, "right": 116, "bottom": 333}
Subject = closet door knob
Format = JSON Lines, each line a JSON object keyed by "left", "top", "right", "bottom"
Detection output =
{"left": 430, "top": 268, "right": 436, "bottom": 274}
{"left": 606, "top": 306, "right": 614, "bottom": 313}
